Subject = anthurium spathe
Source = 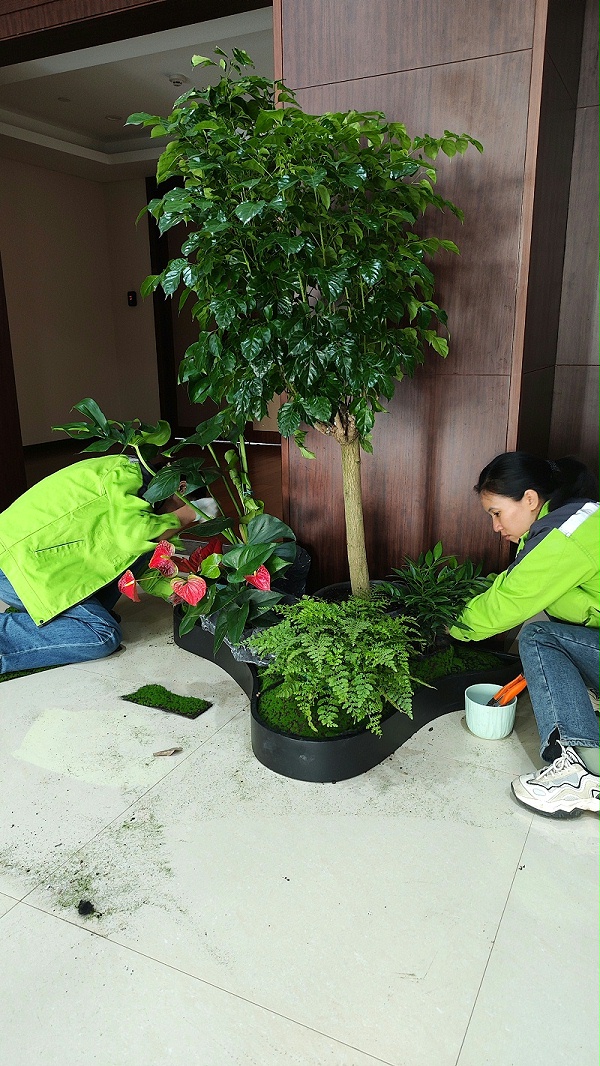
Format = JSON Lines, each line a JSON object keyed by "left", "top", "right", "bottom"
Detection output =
{"left": 245, "top": 565, "right": 271, "bottom": 591}
{"left": 189, "top": 536, "right": 225, "bottom": 570}
{"left": 171, "top": 575, "right": 207, "bottom": 606}
{"left": 149, "top": 540, "right": 178, "bottom": 577}
{"left": 118, "top": 569, "right": 141, "bottom": 602}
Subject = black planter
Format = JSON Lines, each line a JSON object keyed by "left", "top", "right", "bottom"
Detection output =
{"left": 173, "top": 609, "right": 520, "bottom": 782}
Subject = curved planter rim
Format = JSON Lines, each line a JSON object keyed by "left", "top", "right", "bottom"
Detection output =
{"left": 172, "top": 607, "right": 520, "bottom": 782}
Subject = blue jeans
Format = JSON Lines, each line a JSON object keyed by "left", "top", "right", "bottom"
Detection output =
{"left": 518, "top": 620, "right": 600, "bottom": 761}
{"left": 0, "top": 570, "right": 122, "bottom": 673}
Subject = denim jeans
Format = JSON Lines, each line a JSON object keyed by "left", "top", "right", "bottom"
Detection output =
{"left": 0, "top": 570, "right": 122, "bottom": 673}
{"left": 518, "top": 620, "right": 600, "bottom": 761}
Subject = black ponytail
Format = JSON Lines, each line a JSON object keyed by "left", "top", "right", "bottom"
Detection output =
{"left": 475, "top": 452, "right": 598, "bottom": 512}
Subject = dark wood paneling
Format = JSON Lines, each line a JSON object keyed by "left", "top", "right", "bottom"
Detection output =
{"left": 517, "top": 366, "right": 556, "bottom": 457}
{"left": 549, "top": 363, "right": 599, "bottom": 477}
{"left": 295, "top": 51, "right": 531, "bottom": 380}
{"left": 556, "top": 106, "right": 599, "bottom": 366}
{"left": 0, "top": 0, "right": 271, "bottom": 63}
{"left": 577, "top": 0, "right": 599, "bottom": 107}
{"left": 281, "top": 0, "right": 534, "bottom": 89}
{"left": 0, "top": 252, "right": 27, "bottom": 509}
{"left": 520, "top": 56, "right": 579, "bottom": 376}
{"left": 545, "top": 0, "right": 585, "bottom": 104}
{"left": 288, "top": 374, "right": 511, "bottom": 588}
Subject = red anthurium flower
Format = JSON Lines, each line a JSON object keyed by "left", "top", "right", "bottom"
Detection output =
{"left": 245, "top": 564, "right": 271, "bottom": 591}
{"left": 189, "top": 536, "right": 225, "bottom": 572}
{"left": 171, "top": 575, "right": 207, "bottom": 606}
{"left": 149, "top": 540, "right": 178, "bottom": 577}
{"left": 176, "top": 557, "right": 196, "bottom": 574}
{"left": 118, "top": 569, "right": 141, "bottom": 602}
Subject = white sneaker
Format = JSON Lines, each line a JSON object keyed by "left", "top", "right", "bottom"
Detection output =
{"left": 511, "top": 745, "right": 600, "bottom": 818}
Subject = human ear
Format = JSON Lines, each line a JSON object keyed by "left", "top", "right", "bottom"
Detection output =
{"left": 523, "top": 488, "right": 541, "bottom": 512}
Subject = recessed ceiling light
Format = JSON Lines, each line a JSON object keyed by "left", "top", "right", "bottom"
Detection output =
{"left": 167, "top": 73, "right": 188, "bottom": 87}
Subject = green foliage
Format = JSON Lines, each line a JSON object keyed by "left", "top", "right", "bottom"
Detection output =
{"left": 121, "top": 684, "right": 211, "bottom": 718}
{"left": 128, "top": 48, "right": 482, "bottom": 594}
{"left": 379, "top": 541, "right": 493, "bottom": 650}
{"left": 53, "top": 398, "right": 295, "bottom": 651}
{"left": 128, "top": 50, "right": 482, "bottom": 453}
{"left": 248, "top": 596, "right": 422, "bottom": 736}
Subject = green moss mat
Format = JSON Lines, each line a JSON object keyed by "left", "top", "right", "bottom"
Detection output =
{"left": 257, "top": 686, "right": 371, "bottom": 739}
{"left": 121, "top": 684, "right": 212, "bottom": 719}
{"left": 0, "top": 665, "right": 61, "bottom": 683}
{"left": 410, "top": 646, "right": 502, "bottom": 684}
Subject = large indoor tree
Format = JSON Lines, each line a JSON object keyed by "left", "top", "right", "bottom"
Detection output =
{"left": 129, "top": 48, "right": 482, "bottom": 595}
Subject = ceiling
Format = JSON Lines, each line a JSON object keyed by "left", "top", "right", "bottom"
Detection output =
{"left": 0, "top": 6, "right": 274, "bottom": 181}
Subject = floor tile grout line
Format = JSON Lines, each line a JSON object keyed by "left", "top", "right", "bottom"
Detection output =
{"left": 452, "top": 817, "right": 533, "bottom": 1066}
{"left": 5, "top": 897, "right": 398, "bottom": 1066}
{"left": 6, "top": 708, "right": 247, "bottom": 909}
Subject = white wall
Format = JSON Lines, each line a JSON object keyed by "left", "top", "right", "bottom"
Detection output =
{"left": 0, "top": 158, "right": 160, "bottom": 445}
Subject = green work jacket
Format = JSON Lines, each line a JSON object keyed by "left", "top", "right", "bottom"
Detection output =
{"left": 0, "top": 456, "right": 177, "bottom": 625}
{"left": 449, "top": 499, "right": 600, "bottom": 642}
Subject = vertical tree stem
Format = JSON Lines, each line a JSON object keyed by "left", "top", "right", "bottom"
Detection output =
{"left": 340, "top": 437, "right": 370, "bottom": 596}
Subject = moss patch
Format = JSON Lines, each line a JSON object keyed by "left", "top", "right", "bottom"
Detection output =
{"left": 121, "top": 685, "right": 212, "bottom": 719}
{"left": 257, "top": 684, "right": 371, "bottom": 739}
{"left": 0, "top": 665, "right": 61, "bottom": 684}
{"left": 258, "top": 646, "right": 505, "bottom": 738}
{"left": 410, "top": 646, "right": 502, "bottom": 684}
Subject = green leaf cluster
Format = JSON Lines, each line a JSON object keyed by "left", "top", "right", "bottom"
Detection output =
{"left": 248, "top": 596, "right": 422, "bottom": 735}
{"left": 174, "top": 511, "right": 296, "bottom": 651}
{"left": 53, "top": 396, "right": 296, "bottom": 652}
{"left": 129, "top": 49, "right": 482, "bottom": 452}
{"left": 379, "top": 541, "right": 493, "bottom": 650}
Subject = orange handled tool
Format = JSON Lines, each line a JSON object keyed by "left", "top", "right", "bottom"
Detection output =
{"left": 487, "top": 674, "right": 527, "bottom": 707}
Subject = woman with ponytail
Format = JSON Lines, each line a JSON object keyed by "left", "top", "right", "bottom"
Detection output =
{"left": 449, "top": 452, "right": 599, "bottom": 818}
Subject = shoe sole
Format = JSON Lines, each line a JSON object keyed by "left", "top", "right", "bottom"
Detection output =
{"left": 511, "top": 797, "right": 588, "bottom": 818}
{"left": 510, "top": 783, "right": 595, "bottom": 819}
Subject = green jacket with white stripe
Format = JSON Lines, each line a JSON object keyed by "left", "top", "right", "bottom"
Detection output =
{"left": 0, "top": 456, "right": 177, "bottom": 626}
{"left": 449, "top": 499, "right": 600, "bottom": 642}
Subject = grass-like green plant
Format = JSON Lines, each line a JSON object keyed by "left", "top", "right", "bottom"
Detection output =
{"left": 379, "top": 541, "right": 493, "bottom": 651}
{"left": 248, "top": 596, "right": 421, "bottom": 736}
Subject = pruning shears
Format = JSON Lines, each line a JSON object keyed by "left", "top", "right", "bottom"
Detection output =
{"left": 487, "top": 674, "right": 527, "bottom": 707}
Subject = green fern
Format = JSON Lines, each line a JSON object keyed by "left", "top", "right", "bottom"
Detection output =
{"left": 248, "top": 596, "right": 421, "bottom": 736}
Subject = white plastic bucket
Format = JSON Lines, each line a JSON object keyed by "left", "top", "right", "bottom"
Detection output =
{"left": 465, "top": 683, "right": 517, "bottom": 740}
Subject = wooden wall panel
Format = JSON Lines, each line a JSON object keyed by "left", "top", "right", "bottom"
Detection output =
{"left": 0, "top": 0, "right": 270, "bottom": 63}
{"left": 545, "top": 0, "right": 586, "bottom": 104}
{"left": 282, "top": 0, "right": 534, "bottom": 88}
{"left": 295, "top": 51, "right": 531, "bottom": 380}
{"left": 549, "top": 0, "right": 598, "bottom": 478}
{"left": 555, "top": 106, "right": 599, "bottom": 366}
{"left": 549, "top": 364, "right": 600, "bottom": 477}
{"left": 292, "top": 373, "right": 512, "bottom": 590}
{"left": 577, "top": 0, "right": 599, "bottom": 106}
{"left": 519, "top": 56, "right": 579, "bottom": 377}
{"left": 0, "top": 252, "right": 27, "bottom": 509}
{"left": 517, "top": 367, "right": 556, "bottom": 457}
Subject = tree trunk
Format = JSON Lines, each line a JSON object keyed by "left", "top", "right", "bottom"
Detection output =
{"left": 340, "top": 436, "right": 370, "bottom": 596}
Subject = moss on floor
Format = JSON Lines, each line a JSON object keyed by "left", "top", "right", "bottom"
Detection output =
{"left": 0, "top": 665, "right": 61, "bottom": 683}
{"left": 121, "top": 684, "right": 212, "bottom": 719}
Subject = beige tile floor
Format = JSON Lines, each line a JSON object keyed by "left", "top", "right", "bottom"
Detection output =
{"left": 0, "top": 596, "right": 598, "bottom": 1066}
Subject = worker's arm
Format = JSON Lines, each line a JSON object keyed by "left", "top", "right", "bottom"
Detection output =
{"left": 159, "top": 499, "right": 200, "bottom": 540}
